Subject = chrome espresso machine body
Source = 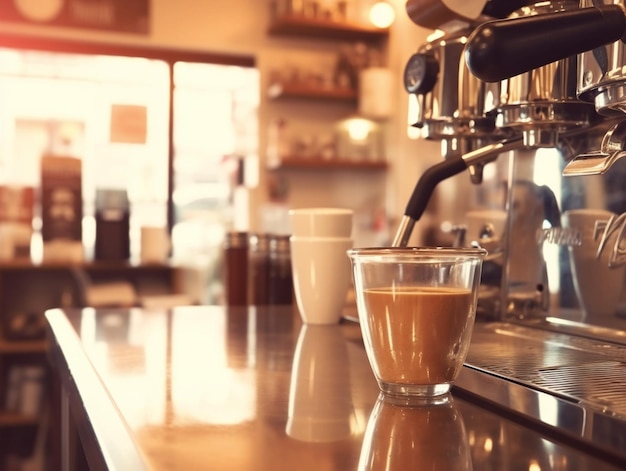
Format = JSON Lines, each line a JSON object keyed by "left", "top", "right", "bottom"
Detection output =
{"left": 396, "top": 1, "right": 626, "bottom": 463}
{"left": 460, "top": 0, "right": 626, "bottom": 325}
{"left": 400, "top": 0, "right": 604, "bottom": 321}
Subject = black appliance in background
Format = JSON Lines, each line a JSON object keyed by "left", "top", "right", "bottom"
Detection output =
{"left": 405, "top": 0, "right": 535, "bottom": 31}
{"left": 94, "top": 189, "right": 130, "bottom": 261}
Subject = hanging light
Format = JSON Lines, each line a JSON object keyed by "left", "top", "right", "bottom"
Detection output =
{"left": 368, "top": 1, "right": 395, "bottom": 28}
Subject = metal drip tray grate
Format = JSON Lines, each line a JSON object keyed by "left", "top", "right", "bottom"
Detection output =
{"left": 466, "top": 323, "right": 626, "bottom": 418}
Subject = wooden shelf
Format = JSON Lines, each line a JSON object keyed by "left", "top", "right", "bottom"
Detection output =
{"left": 268, "top": 14, "right": 389, "bottom": 42}
{"left": 0, "top": 411, "right": 39, "bottom": 428}
{"left": 268, "top": 82, "right": 357, "bottom": 101}
{"left": 0, "top": 259, "right": 172, "bottom": 271}
{"left": 272, "top": 157, "right": 388, "bottom": 170}
{"left": 0, "top": 339, "right": 47, "bottom": 354}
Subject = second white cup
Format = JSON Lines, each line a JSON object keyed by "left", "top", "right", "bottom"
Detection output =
{"left": 563, "top": 209, "right": 626, "bottom": 317}
{"left": 288, "top": 207, "right": 353, "bottom": 238}
{"left": 290, "top": 236, "right": 354, "bottom": 324}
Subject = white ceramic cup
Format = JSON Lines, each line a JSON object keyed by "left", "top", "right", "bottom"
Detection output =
{"left": 288, "top": 208, "right": 353, "bottom": 238}
{"left": 290, "top": 236, "right": 353, "bottom": 324}
{"left": 562, "top": 209, "right": 626, "bottom": 317}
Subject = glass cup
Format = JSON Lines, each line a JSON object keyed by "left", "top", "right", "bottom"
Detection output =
{"left": 347, "top": 247, "right": 486, "bottom": 398}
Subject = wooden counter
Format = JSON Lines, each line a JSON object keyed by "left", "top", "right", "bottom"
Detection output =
{"left": 45, "top": 306, "right": 625, "bottom": 470}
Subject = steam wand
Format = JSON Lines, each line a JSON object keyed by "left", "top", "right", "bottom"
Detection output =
{"left": 392, "top": 137, "right": 524, "bottom": 247}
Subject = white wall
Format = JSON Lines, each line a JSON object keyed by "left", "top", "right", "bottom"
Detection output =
{"left": 0, "top": 0, "right": 448, "bottom": 244}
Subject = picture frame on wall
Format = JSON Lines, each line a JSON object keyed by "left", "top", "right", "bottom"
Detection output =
{"left": 0, "top": 0, "right": 150, "bottom": 34}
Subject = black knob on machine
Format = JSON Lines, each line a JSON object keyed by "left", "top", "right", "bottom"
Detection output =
{"left": 464, "top": 4, "right": 626, "bottom": 83}
{"left": 403, "top": 52, "right": 439, "bottom": 95}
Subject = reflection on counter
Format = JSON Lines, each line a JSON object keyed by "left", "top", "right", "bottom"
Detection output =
{"left": 359, "top": 393, "right": 471, "bottom": 471}
{"left": 287, "top": 324, "right": 355, "bottom": 442}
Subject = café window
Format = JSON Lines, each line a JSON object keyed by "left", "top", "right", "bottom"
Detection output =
{"left": 0, "top": 38, "right": 258, "bottom": 280}
{"left": 172, "top": 61, "right": 259, "bottom": 264}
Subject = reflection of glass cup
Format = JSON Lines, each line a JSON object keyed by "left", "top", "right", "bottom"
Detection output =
{"left": 563, "top": 209, "right": 626, "bottom": 318}
{"left": 348, "top": 247, "right": 486, "bottom": 398}
{"left": 286, "top": 325, "right": 355, "bottom": 442}
{"left": 358, "top": 394, "right": 472, "bottom": 471}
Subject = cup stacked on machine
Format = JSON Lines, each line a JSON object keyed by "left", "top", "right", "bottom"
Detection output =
{"left": 288, "top": 208, "right": 354, "bottom": 324}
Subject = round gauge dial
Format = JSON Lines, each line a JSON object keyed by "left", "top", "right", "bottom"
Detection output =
{"left": 403, "top": 52, "right": 439, "bottom": 95}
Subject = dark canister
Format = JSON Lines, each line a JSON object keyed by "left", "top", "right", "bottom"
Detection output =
{"left": 268, "top": 234, "right": 293, "bottom": 305}
{"left": 223, "top": 231, "right": 249, "bottom": 305}
{"left": 248, "top": 233, "right": 271, "bottom": 305}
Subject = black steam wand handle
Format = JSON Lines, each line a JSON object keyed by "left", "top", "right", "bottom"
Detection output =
{"left": 392, "top": 137, "right": 524, "bottom": 247}
{"left": 465, "top": 4, "right": 626, "bottom": 83}
{"left": 392, "top": 158, "right": 467, "bottom": 247}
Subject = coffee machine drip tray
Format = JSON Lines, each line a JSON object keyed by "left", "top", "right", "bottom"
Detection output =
{"left": 456, "top": 321, "right": 626, "bottom": 464}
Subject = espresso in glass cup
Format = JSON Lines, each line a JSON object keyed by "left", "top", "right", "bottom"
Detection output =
{"left": 348, "top": 247, "right": 486, "bottom": 398}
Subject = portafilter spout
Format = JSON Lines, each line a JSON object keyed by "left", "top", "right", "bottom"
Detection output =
{"left": 563, "top": 120, "right": 626, "bottom": 176}
{"left": 392, "top": 137, "right": 524, "bottom": 247}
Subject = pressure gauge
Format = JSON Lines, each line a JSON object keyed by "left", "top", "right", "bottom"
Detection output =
{"left": 403, "top": 52, "right": 439, "bottom": 95}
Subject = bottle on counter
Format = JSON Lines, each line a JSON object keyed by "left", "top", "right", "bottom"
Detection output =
{"left": 268, "top": 234, "right": 293, "bottom": 305}
{"left": 223, "top": 231, "right": 249, "bottom": 305}
{"left": 248, "top": 233, "right": 271, "bottom": 305}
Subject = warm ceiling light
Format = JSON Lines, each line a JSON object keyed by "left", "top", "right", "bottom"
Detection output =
{"left": 369, "top": 1, "right": 395, "bottom": 28}
{"left": 345, "top": 117, "right": 374, "bottom": 141}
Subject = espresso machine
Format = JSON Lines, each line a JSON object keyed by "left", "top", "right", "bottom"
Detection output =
{"left": 393, "top": 0, "right": 626, "bottom": 462}
{"left": 394, "top": 2, "right": 626, "bottom": 461}
{"left": 459, "top": 0, "right": 626, "bottom": 327}
{"left": 399, "top": 0, "right": 606, "bottom": 322}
